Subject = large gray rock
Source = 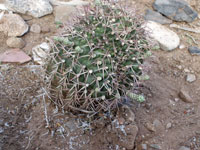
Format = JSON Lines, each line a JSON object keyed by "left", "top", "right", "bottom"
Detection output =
{"left": 144, "top": 21, "right": 180, "bottom": 51}
{"left": 0, "top": 14, "right": 29, "bottom": 36}
{"left": 153, "top": 0, "right": 198, "bottom": 22}
{"left": 144, "top": 9, "right": 172, "bottom": 24}
{"left": 5, "top": 0, "right": 53, "bottom": 18}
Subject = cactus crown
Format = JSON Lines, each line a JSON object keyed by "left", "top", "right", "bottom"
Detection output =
{"left": 47, "top": 1, "right": 150, "bottom": 115}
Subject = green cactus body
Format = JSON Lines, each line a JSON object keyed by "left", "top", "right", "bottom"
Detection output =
{"left": 47, "top": 1, "right": 151, "bottom": 113}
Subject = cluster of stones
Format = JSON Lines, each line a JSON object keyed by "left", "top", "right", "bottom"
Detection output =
{"left": 144, "top": 0, "right": 198, "bottom": 51}
{"left": 0, "top": 0, "right": 88, "bottom": 64}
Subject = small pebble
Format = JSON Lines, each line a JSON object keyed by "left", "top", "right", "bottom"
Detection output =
{"left": 179, "top": 44, "right": 186, "bottom": 49}
{"left": 188, "top": 46, "right": 200, "bottom": 55}
{"left": 174, "top": 98, "right": 179, "bottom": 102}
{"left": 9, "top": 110, "right": 15, "bottom": 115}
{"left": 176, "top": 65, "right": 182, "bottom": 70}
{"left": 178, "top": 89, "right": 193, "bottom": 103}
{"left": 0, "top": 126, "right": 4, "bottom": 133}
{"left": 149, "top": 144, "right": 161, "bottom": 149}
{"left": 153, "top": 119, "right": 162, "bottom": 129}
{"left": 169, "top": 99, "right": 176, "bottom": 106}
{"left": 0, "top": 119, "right": 3, "bottom": 125}
{"left": 146, "top": 122, "right": 156, "bottom": 132}
{"left": 30, "top": 24, "right": 41, "bottom": 33}
{"left": 186, "top": 74, "right": 196, "bottom": 83}
{"left": 40, "top": 42, "right": 50, "bottom": 51}
{"left": 141, "top": 144, "right": 147, "bottom": 150}
{"left": 138, "top": 144, "right": 147, "bottom": 150}
{"left": 166, "top": 122, "right": 172, "bottom": 129}
{"left": 184, "top": 68, "right": 190, "bottom": 73}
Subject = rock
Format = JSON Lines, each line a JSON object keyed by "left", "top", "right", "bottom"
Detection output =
{"left": 30, "top": 24, "right": 41, "bottom": 33}
{"left": 178, "top": 89, "right": 193, "bottom": 103}
{"left": 0, "top": 14, "right": 29, "bottom": 36}
{"left": 176, "top": 65, "right": 182, "bottom": 70}
{"left": 144, "top": 21, "right": 180, "bottom": 51}
{"left": 166, "top": 122, "right": 172, "bottom": 129}
{"left": 188, "top": 46, "right": 200, "bottom": 55}
{"left": 141, "top": 144, "right": 147, "bottom": 150}
{"left": 5, "top": 0, "right": 53, "bottom": 18}
{"left": 153, "top": 0, "right": 198, "bottom": 23}
{"left": 111, "top": 119, "right": 138, "bottom": 149}
{"left": 186, "top": 74, "right": 196, "bottom": 82}
{"left": 53, "top": 5, "right": 77, "bottom": 23}
{"left": 6, "top": 37, "right": 25, "bottom": 48}
{"left": 149, "top": 144, "right": 162, "bottom": 149}
{"left": 153, "top": 119, "right": 163, "bottom": 131}
{"left": 118, "top": 124, "right": 138, "bottom": 150}
{"left": 179, "top": 146, "right": 191, "bottom": 150}
{"left": 0, "top": 49, "right": 31, "bottom": 64}
{"left": 145, "top": 122, "right": 156, "bottom": 132}
{"left": 184, "top": 68, "right": 190, "bottom": 73}
{"left": 169, "top": 99, "right": 176, "bottom": 106}
{"left": 40, "top": 42, "right": 50, "bottom": 50}
{"left": 0, "top": 126, "right": 4, "bottom": 133}
{"left": 32, "top": 42, "right": 50, "bottom": 65}
{"left": 50, "top": 0, "right": 89, "bottom": 6}
{"left": 144, "top": 9, "right": 172, "bottom": 24}
{"left": 174, "top": 98, "right": 179, "bottom": 102}
{"left": 137, "top": 144, "right": 148, "bottom": 150}
{"left": 0, "top": 119, "right": 3, "bottom": 125}
{"left": 179, "top": 44, "right": 186, "bottom": 49}
{"left": 153, "top": 119, "right": 162, "bottom": 127}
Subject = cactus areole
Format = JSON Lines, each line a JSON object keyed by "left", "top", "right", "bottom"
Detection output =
{"left": 47, "top": 1, "right": 150, "bottom": 115}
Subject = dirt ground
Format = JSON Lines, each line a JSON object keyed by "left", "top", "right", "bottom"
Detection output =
{"left": 1, "top": 0, "right": 200, "bottom": 150}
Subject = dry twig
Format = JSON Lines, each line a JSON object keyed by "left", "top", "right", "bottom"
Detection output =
{"left": 185, "top": 33, "right": 198, "bottom": 45}
{"left": 42, "top": 90, "right": 50, "bottom": 128}
{"left": 170, "top": 24, "right": 200, "bottom": 33}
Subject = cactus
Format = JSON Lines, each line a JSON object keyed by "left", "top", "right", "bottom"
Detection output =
{"left": 47, "top": 1, "right": 150, "bottom": 114}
